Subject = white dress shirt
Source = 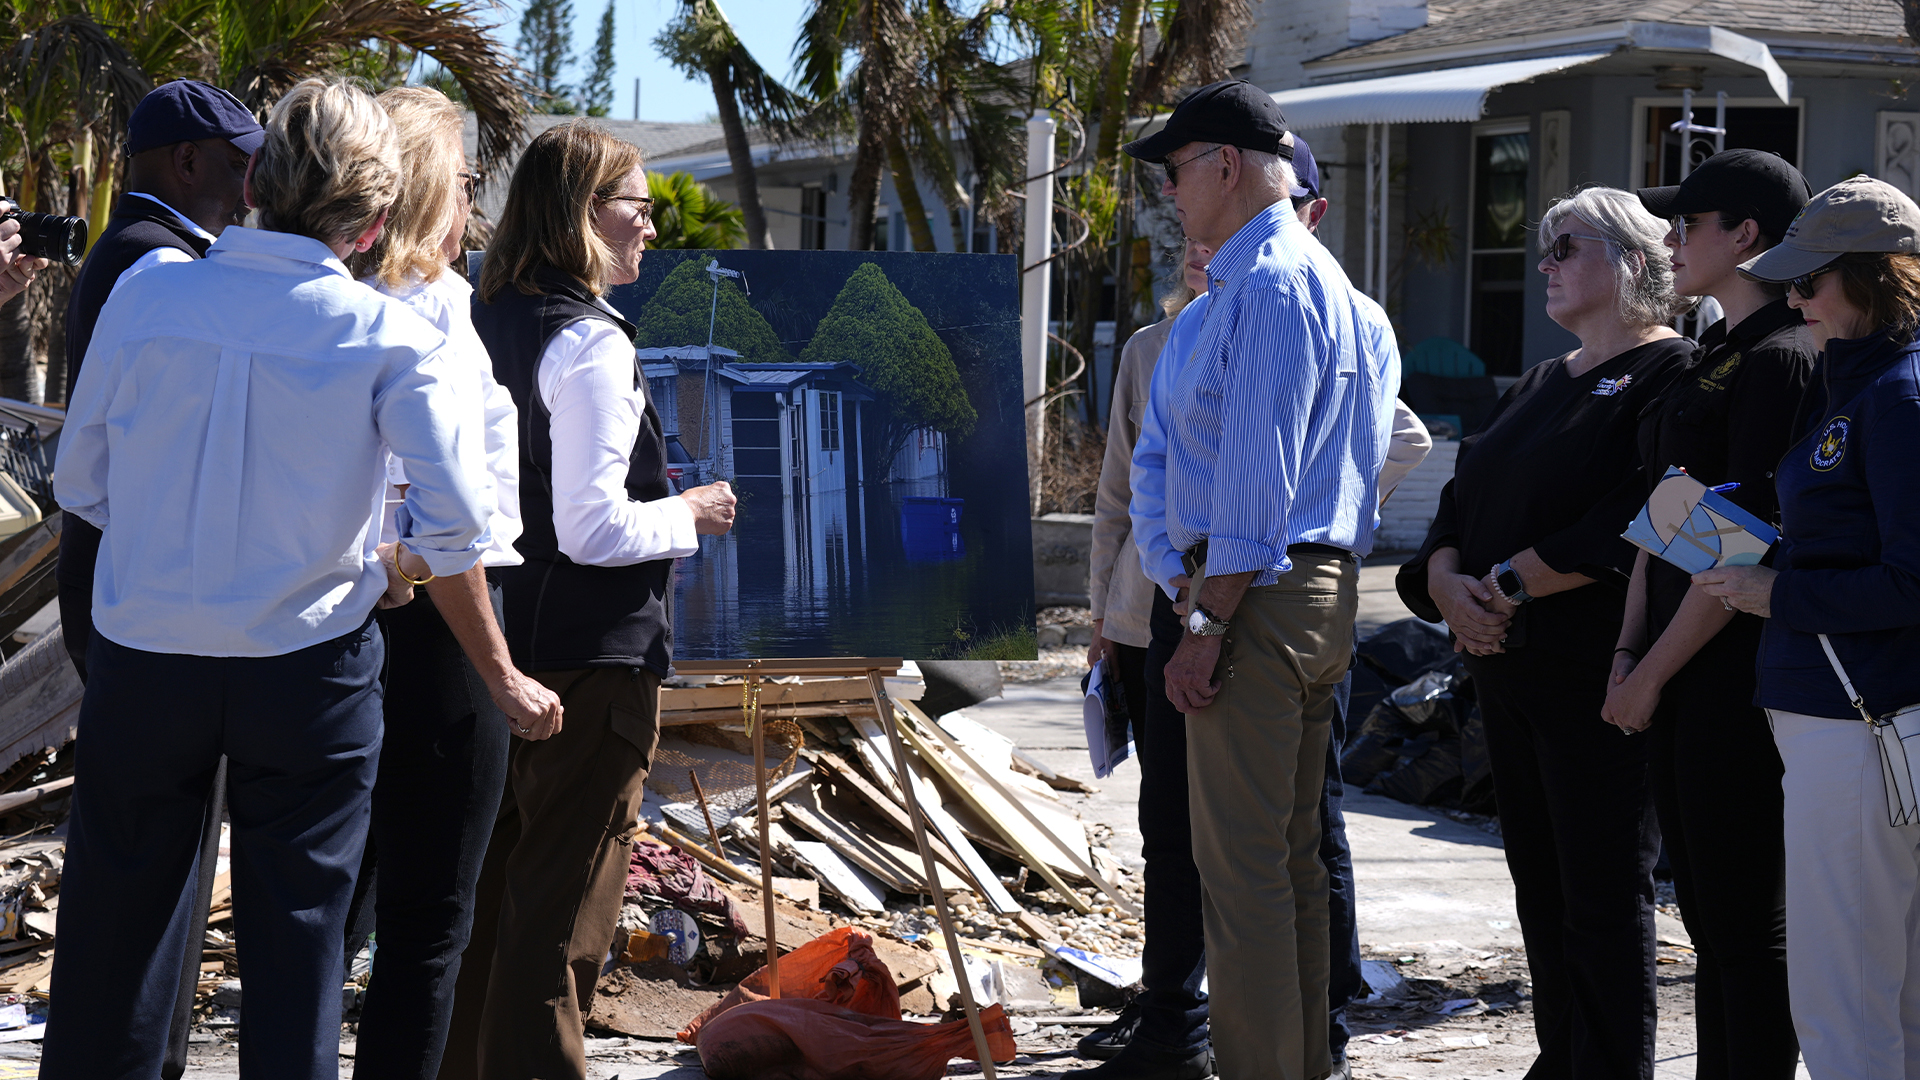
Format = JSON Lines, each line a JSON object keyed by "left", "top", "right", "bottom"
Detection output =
{"left": 535, "top": 311, "right": 697, "bottom": 566}
{"left": 55, "top": 226, "right": 490, "bottom": 657}
{"left": 371, "top": 269, "right": 523, "bottom": 568}
{"left": 107, "top": 193, "right": 215, "bottom": 296}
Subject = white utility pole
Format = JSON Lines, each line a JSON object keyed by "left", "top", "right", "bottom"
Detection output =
{"left": 1021, "top": 111, "right": 1055, "bottom": 515}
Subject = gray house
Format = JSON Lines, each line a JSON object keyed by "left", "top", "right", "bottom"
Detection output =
{"left": 1264, "top": 0, "right": 1916, "bottom": 375}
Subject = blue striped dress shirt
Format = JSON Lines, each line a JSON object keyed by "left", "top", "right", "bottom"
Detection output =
{"left": 1130, "top": 203, "right": 1400, "bottom": 594}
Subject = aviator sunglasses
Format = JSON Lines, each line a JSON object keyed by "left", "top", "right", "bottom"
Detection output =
{"left": 1163, "top": 145, "right": 1224, "bottom": 188}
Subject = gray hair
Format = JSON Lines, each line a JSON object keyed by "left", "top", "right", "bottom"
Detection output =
{"left": 1237, "top": 147, "right": 1297, "bottom": 199}
{"left": 1539, "top": 185, "right": 1691, "bottom": 327}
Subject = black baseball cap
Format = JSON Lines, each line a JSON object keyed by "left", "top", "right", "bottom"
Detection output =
{"left": 1635, "top": 149, "right": 1811, "bottom": 240}
{"left": 127, "top": 80, "right": 265, "bottom": 158}
{"left": 1290, "top": 134, "right": 1321, "bottom": 200}
{"left": 1123, "top": 80, "right": 1292, "bottom": 164}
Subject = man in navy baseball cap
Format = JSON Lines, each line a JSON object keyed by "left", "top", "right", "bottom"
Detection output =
{"left": 127, "top": 80, "right": 265, "bottom": 158}
{"left": 1288, "top": 133, "right": 1329, "bottom": 231}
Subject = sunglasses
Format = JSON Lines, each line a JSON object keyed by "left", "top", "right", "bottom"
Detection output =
{"left": 457, "top": 170, "right": 482, "bottom": 203}
{"left": 1670, "top": 213, "right": 1740, "bottom": 245}
{"left": 601, "top": 194, "right": 655, "bottom": 225}
{"left": 1790, "top": 265, "right": 1837, "bottom": 300}
{"left": 1545, "top": 232, "right": 1617, "bottom": 263}
{"left": 1164, "top": 145, "right": 1224, "bottom": 188}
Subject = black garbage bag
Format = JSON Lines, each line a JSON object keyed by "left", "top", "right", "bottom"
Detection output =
{"left": 915, "top": 661, "right": 1004, "bottom": 719}
{"left": 1372, "top": 732, "right": 1465, "bottom": 806}
{"left": 1356, "top": 618, "right": 1454, "bottom": 687}
{"left": 1342, "top": 662, "right": 1470, "bottom": 787}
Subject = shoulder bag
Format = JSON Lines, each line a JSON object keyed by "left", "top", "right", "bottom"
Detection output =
{"left": 1820, "top": 633, "right": 1920, "bottom": 827}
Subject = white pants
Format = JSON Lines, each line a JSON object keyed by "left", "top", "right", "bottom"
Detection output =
{"left": 1772, "top": 708, "right": 1920, "bottom": 1079}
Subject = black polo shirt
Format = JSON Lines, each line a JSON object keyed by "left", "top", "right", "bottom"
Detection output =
{"left": 1637, "top": 298, "right": 1815, "bottom": 635}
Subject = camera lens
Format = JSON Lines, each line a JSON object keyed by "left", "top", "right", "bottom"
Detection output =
{"left": 13, "top": 211, "right": 88, "bottom": 265}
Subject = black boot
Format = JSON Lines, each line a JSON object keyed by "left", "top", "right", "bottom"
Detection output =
{"left": 1060, "top": 1041, "right": 1213, "bottom": 1080}
{"left": 1074, "top": 1000, "right": 1142, "bottom": 1061}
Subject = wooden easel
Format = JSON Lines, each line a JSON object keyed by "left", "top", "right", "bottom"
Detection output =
{"left": 672, "top": 657, "right": 999, "bottom": 1080}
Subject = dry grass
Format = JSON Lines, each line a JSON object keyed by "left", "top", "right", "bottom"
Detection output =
{"left": 1036, "top": 411, "right": 1105, "bottom": 517}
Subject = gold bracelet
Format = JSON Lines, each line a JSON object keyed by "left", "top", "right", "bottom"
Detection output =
{"left": 393, "top": 543, "right": 435, "bottom": 586}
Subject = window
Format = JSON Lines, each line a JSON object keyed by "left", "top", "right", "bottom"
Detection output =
{"left": 729, "top": 391, "right": 781, "bottom": 477}
{"left": 818, "top": 390, "right": 841, "bottom": 452}
{"left": 1467, "top": 123, "right": 1530, "bottom": 377}
{"left": 800, "top": 185, "right": 827, "bottom": 250}
{"left": 873, "top": 208, "right": 890, "bottom": 251}
{"left": 1640, "top": 101, "right": 1802, "bottom": 188}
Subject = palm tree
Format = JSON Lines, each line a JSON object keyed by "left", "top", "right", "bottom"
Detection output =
{"left": 645, "top": 169, "right": 746, "bottom": 249}
{"left": 794, "top": 0, "right": 914, "bottom": 252}
{"left": 0, "top": 0, "right": 531, "bottom": 402}
{"left": 654, "top": 0, "right": 809, "bottom": 250}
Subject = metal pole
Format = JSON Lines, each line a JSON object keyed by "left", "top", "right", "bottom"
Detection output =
{"left": 1680, "top": 88, "right": 1693, "bottom": 180}
{"left": 706, "top": 264, "right": 722, "bottom": 465}
{"left": 1715, "top": 91, "right": 1727, "bottom": 154}
{"left": 1021, "top": 112, "right": 1055, "bottom": 516}
{"left": 634, "top": 77, "right": 641, "bottom": 121}
{"left": 1364, "top": 124, "right": 1377, "bottom": 303}
{"left": 1377, "top": 124, "right": 1390, "bottom": 303}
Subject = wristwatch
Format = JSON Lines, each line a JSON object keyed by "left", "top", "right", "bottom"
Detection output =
{"left": 1186, "top": 605, "right": 1231, "bottom": 636}
{"left": 1493, "top": 560, "right": 1534, "bottom": 605}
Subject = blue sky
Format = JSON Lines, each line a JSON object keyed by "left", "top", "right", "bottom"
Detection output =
{"left": 486, "top": 0, "right": 813, "bottom": 123}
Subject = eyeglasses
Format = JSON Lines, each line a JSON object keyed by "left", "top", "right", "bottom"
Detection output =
{"left": 600, "top": 194, "right": 655, "bottom": 225}
{"left": 1545, "top": 232, "right": 1617, "bottom": 263}
{"left": 1164, "top": 145, "right": 1224, "bottom": 188}
{"left": 1670, "top": 213, "right": 1740, "bottom": 245}
{"left": 457, "top": 170, "right": 482, "bottom": 203}
{"left": 1789, "top": 264, "right": 1837, "bottom": 300}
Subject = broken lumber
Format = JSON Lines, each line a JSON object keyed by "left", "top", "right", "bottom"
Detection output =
{"left": 901, "top": 701, "right": 1139, "bottom": 919}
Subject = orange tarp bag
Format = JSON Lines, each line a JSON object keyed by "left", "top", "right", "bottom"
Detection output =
{"left": 677, "top": 925, "right": 900, "bottom": 1044}
{"left": 696, "top": 997, "right": 1019, "bottom": 1080}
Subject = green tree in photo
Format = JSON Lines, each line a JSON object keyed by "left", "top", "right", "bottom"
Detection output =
{"left": 581, "top": 0, "right": 616, "bottom": 116}
{"left": 634, "top": 257, "right": 791, "bottom": 363}
{"left": 801, "top": 262, "right": 976, "bottom": 483}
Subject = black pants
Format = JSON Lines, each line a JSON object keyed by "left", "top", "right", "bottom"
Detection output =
{"left": 1465, "top": 602, "right": 1659, "bottom": 1080}
{"left": 41, "top": 620, "right": 383, "bottom": 1080}
{"left": 1127, "top": 590, "right": 1211, "bottom": 1056}
{"left": 1321, "top": 666, "right": 1361, "bottom": 1057}
{"left": 345, "top": 582, "right": 512, "bottom": 1080}
{"left": 1648, "top": 620, "right": 1797, "bottom": 1079}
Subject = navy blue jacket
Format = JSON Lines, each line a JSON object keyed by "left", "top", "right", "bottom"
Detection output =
{"left": 1762, "top": 329, "right": 1920, "bottom": 718}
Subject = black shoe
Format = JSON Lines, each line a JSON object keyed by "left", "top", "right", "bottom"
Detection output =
{"left": 1059, "top": 1042, "right": 1213, "bottom": 1080}
{"left": 1074, "top": 1001, "right": 1143, "bottom": 1060}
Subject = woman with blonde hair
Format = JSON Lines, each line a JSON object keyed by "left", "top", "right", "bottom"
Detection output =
{"left": 341, "top": 85, "right": 560, "bottom": 1080}
{"left": 1398, "top": 185, "right": 1694, "bottom": 1079}
{"left": 440, "top": 120, "right": 737, "bottom": 1080}
{"left": 44, "top": 78, "right": 496, "bottom": 1079}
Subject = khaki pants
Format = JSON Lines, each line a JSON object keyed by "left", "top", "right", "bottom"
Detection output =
{"left": 1186, "top": 555, "right": 1357, "bottom": 1080}
{"left": 439, "top": 666, "right": 661, "bottom": 1080}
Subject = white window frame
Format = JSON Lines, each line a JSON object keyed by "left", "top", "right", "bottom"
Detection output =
{"left": 1627, "top": 96, "right": 1806, "bottom": 190}
{"left": 1462, "top": 117, "right": 1532, "bottom": 365}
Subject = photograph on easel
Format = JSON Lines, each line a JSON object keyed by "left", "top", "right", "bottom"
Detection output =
{"left": 602, "top": 249, "right": 1035, "bottom": 661}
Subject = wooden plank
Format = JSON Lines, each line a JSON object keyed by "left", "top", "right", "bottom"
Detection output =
{"left": 0, "top": 776, "right": 72, "bottom": 816}
{"left": 809, "top": 752, "right": 974, "bottom": 885}
{"left": 905, "top": 701, "right": 1139, "bottom": 919}
{"left": 1011, "top": 747, "right": 1098, "bottom": 794}
{"left": 661, "top": 702, "right": 878, "bottom": 726}
{"left": 780, "top": 800, "right": 921, "bottom": 893}
{"left": 811, "top": 783, "right": 972, "bottom": 893}
{"left": 845, "top": 714, "right": 1022, "bottom": 915}
{"left": 660, "top": 678, "right": 877, "bottom": 714}
{"left": 896, "top": 717, "right": 1095, "bottom": 916}
{"left": 651, "top": 822, "right": 759, "bottom": 887}
{"left": 0, "top": 626, "right": 81, "bottom": 775}
{"left": 0, "top": 518, "right": 58, "bottom": 598}
{"left": 960, "top": 938, "right": 1048, "bottom": 959}
{"left": 789, "top": 840, "right": 887, "bottom": 913}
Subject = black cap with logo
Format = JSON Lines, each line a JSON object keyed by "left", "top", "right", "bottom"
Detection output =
{"left": 1635, "top": 148, "right": 1812, "bottom": 240}
{"left": 1123, "top": 80, "right": 1292, "bottom": 164}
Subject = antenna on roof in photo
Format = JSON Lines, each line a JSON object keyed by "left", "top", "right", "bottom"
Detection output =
{"left": 703, "top": 260, "right": 750, "bottom": 467}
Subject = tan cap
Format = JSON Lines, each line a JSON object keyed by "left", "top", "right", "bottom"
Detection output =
{"left": 1740, "top": 175, "right": 1920, "bottom": 282}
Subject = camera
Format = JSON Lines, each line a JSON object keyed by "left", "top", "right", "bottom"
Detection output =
{"left": 0, "top": 198, "right": 87, "bottom": 266}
